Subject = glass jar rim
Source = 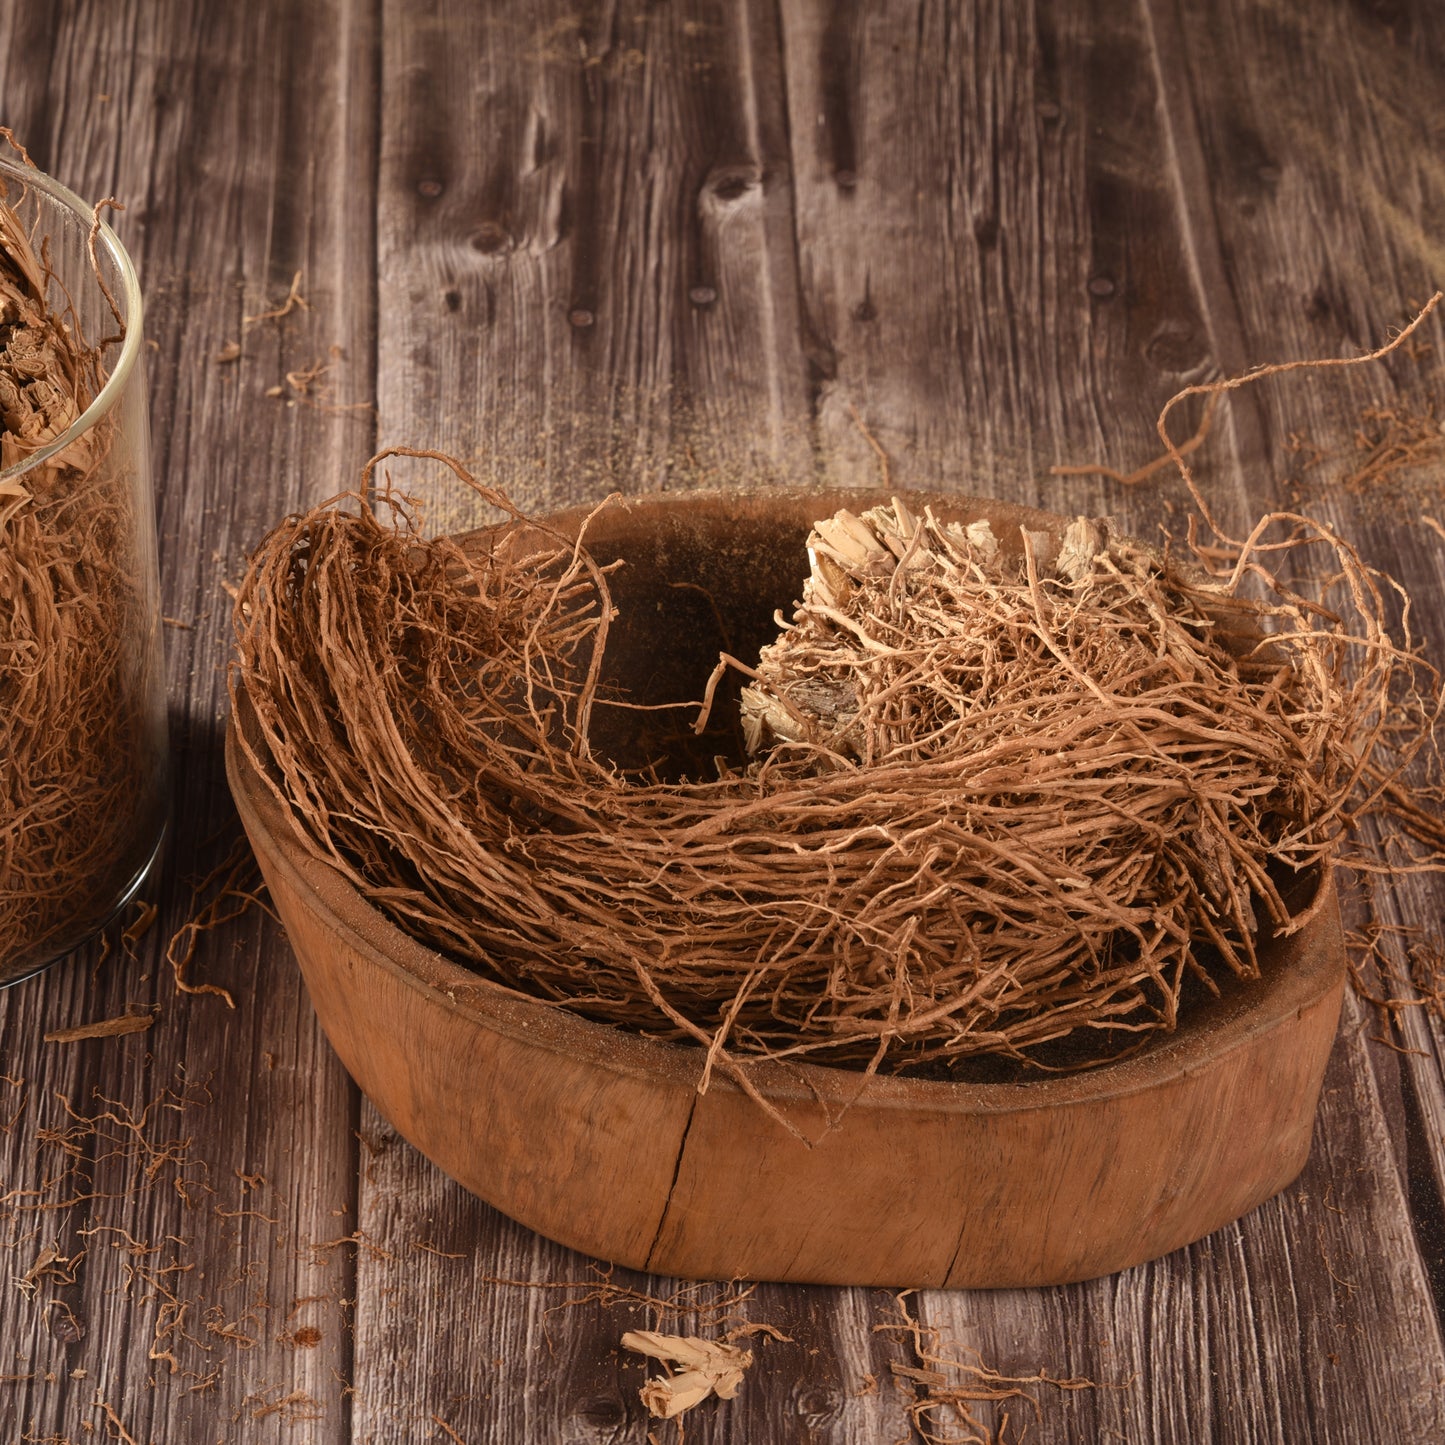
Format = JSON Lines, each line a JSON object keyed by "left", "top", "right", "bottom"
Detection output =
{"left": 0, "top": 155, "right": 145, "bottom": 485}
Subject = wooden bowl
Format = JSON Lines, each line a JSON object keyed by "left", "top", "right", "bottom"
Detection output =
{"left": 226, "top": 489, "right": 1346, "bottom": 1288}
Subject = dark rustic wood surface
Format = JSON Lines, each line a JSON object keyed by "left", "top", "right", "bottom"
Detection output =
{"left": 3, "top": 2, "right": 1445, "bottom": 1441}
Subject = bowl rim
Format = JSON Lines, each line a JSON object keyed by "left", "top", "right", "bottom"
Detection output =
{"left": 228, "top": 487, "right": 1343, "bottom": 1117}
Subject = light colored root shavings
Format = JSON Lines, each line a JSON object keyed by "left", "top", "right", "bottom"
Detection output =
{"left": 43, "top": 1008, "right": 156, "bottom": 1044}
{"left": 622, "top": 1331, "right": 753, "bottom": 1419}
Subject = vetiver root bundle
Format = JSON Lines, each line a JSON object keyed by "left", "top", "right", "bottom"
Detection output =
{"left": 232, "top": 450, "right": 1432, "bottom": 1083}
{"left": 0, "top": 174, "right": 166, "bottom": 982}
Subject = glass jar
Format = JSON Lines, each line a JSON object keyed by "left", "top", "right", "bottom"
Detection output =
{"left": 0, "top": 157, "right": 167, "bottom": 986}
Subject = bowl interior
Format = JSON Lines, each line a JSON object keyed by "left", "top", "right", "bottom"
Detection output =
{"left": 480, "top": 488, "right": 1066, "bottom": 781}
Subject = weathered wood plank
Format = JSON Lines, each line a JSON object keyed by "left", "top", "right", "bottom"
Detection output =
{"left": 904, "top": 3, "right": 1445, "bottom": 1441}
{"left": 799, "top": 1009, "right": 1433, "bottom": 1445}
{"left": 347, "top": 1104, "right": 917, "bottom": 1444}
{"left": 355, "top": 4, "right": 872, "bottom": 1439}
{"left": 907, "top": 1000, "right": 1445, "bottom": 1444}
{"left": 0, "top": 0, "right": 377, "bottom": 1440}
{"left": 766, "top": 3, "right": 1445, "bottom": 1442}
{"left": 346, "top": 0, "right": 1445, "bottom": 1433}
{"left": 373, "top": 0, "right": 814, "bottom": 538}
{"left": 776, "top": 0, "right": 1228, "bottom": 536}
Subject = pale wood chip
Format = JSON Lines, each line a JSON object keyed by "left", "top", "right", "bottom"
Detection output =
{"left": 1056, "top": 516, "right": 1107, "bottom": 583}
{"left": 1020, "top": 526, "right": 1058, "bottom": 573}
{"left": 622, "top": 1330, "right": 754, "bottom": 1419}
{"left": 640, "top": 1370, "right": 716, "bottom": 1418}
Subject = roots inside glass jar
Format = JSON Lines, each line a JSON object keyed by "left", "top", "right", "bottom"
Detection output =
{"left": 0, "top": 180, "right": 166, "bottom": 982}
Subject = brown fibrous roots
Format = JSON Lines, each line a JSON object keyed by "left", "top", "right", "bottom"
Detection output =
{"left": 0, "top": 179, "right": 157, "bottom": 981}
{"left": 231, "top": 439, "right": 1437, "bottom": 1084}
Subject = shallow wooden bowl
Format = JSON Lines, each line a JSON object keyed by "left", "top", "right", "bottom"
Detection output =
{"left": 226, "top": 489, "right": 1346, "bottom": 1288}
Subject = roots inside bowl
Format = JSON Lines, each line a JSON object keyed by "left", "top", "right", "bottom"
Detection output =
{"left": 233, "top": 464, "right": 1421, "bottom": 1086}
{"left": 552, "top": 502, "right": 1329, "bottom": 1079}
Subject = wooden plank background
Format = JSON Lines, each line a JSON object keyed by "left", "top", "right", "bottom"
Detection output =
{"left": 2, "top": 1, "right": 1444, "bottom": 1441}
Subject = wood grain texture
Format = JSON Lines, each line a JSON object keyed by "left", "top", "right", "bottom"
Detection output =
{"left": 0, "top": 0, "right": 376, "bottom": 1441}
{"left": 375, "top": 0, "right": 814, "bottom": 535}
{"left": 776, "top": 0, "right": 1222, "bottom": 519}
{"left": 1157, "top": 0, "right": 1445, "bottom": 1383}
{"left": 909, "top": 2, "right": 1445, "bottom": 1438}
{"left": 2, "top": 0, "right": 1445, "bottom": 1440}
{"left": 915, "top": 1000, "right": 1445, "bottom": 1444}
{"left": 344, "top": 1095, "right": 918, "bottom": 1445}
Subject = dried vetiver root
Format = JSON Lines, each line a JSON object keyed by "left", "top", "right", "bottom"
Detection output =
{"left": 0, "top": 181, "right": 163, "bottom": 981}
{"left": 233, "top": 441, "right": 1432, "bottom": 1084}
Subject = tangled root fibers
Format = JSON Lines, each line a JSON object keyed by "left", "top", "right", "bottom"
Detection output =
{"left": 0, "top": 183, "right": 160, "bottom": 980}
{"left": 232, "top": 450, "right": 1432, "bottom": 1080}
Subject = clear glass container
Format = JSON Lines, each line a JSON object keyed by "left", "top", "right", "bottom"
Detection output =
{"left": 0, "top": 157, "right": 167, "bottom": 986}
